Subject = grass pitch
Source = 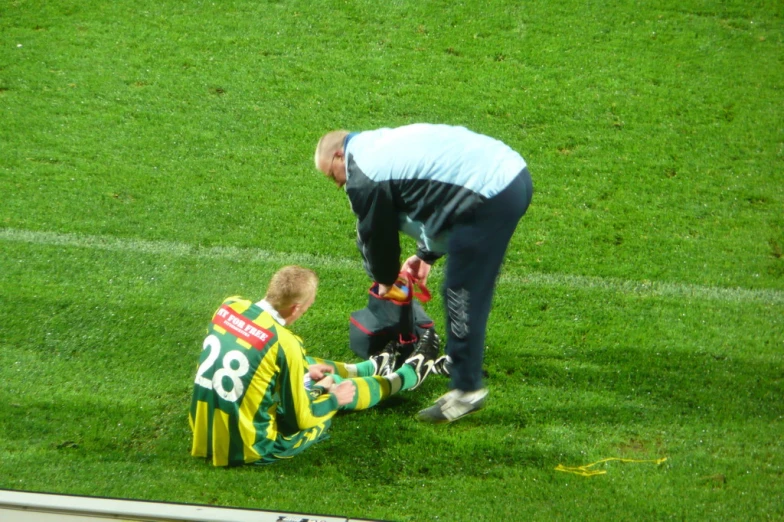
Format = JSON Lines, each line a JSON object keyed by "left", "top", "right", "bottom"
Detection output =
{"left": 1, "top": 0, "right": 782, "bottom": 520}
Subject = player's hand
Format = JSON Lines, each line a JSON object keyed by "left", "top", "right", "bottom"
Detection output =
{"left": 308, "top": 363, "right": 335, "bottom": 381}
{"left": 402, "top": 255, "right": 431, "bottom": 285}
{"left": 314, "top": 375, "right": 335, "bottom": 391}
{"left": 332, "top": 380, "right": 356, "bottom": 406}
{"left": 377, "top": 283, "right": 391, "bottom": 297}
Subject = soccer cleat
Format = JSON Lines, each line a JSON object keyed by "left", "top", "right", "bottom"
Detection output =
{"left": 369, "top": 341, "right": 398, "bottom": 377}
{"left": 432, "top": 354, "right": 452, "bottom": 376}
{"left": 416, "top": 388, "right": 488, "bottom": 423}
{"left": 403, "top": 329, "right": 439, "bottom": 390}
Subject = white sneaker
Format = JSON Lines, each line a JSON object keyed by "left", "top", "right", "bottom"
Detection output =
{"left": 417, "top": 388, "right": 488, "bottom": 423}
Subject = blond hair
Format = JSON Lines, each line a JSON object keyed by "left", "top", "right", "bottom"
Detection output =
{"left": 314, "top": 130, "right": 350, "bottom": 171}
{"left": 264, "top": 266, "right": 318, "bottom": 311}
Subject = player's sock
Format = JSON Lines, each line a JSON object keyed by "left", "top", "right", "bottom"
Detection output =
{"left": 395, "top": 364, "right": 418, "bottom": 391}
{"left": 307, "top": 357, "right": 356, "bottom": 378}
{"left": 340, "top": 376, "right": 391, "bottom": 411}
{"left": 339, "top": 363, "right": 418, "bottom": 411}
{"left": 306, "top": 355, "right": 388, "bottom": 379}
{"left": 348, "top": 360, "right": 376, "bottom": 377}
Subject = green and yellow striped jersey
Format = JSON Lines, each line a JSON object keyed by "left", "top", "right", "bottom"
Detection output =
{"left": 189, "top": 297, "right": 339, "bottom": 466}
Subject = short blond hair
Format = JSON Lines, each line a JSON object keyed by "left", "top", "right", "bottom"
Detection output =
{"left": 264, "top": 266, "right": 318, "bottom": 311}
{"left": 314, "top": 130, "right": 349, "bottom": 171}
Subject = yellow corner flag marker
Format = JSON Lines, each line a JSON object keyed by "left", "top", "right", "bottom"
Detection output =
{"left": 555, "top": 457, "right": 668, "bottom": 477}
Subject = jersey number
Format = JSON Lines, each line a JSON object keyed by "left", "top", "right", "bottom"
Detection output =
{"left": 195, "top": 335, "right": 250, "bottom": 402}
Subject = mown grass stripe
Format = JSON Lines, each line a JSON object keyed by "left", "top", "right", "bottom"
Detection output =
{"left": 2, "top": 228, "right": 782, "bottom": 305}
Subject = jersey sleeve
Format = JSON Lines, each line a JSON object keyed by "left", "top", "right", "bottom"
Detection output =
{"left": 346, "top": 176, "right": 401, "bottom": 285}
{"left": 415, "top": 241, "right": 444, "bottom": 264}
{"left": 276, "top": 331, "right": 340, "bottom": 431}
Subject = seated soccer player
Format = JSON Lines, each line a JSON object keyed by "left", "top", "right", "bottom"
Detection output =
{"left": 189, "top": 265, "right": 439, "bottom": 466}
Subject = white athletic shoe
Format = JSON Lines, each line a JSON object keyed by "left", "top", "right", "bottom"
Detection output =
{"left": 417, "top": 388, "right": 488, "bottom": 423}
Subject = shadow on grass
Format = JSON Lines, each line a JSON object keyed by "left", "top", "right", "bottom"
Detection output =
{"left": 491, "top": 345, "right": 783, "bottom": 425}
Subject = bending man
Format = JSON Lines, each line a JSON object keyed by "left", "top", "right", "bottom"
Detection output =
{"left": 314, "top": 124, "right": 533, "bottom": 423}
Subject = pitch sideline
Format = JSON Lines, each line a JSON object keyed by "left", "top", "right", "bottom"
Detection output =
{"left": 1, "top": 227, "right": 782, "bottom": 305}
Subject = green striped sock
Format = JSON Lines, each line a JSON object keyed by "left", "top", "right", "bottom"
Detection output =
{"left": 353, "top": 360, "right": 376, "bottom": 377}
{"left": 395, "top": 363, "right": 417, "bottom": 391}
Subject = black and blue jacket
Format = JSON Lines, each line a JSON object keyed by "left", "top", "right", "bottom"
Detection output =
{"left": 343, "top": 123, "right": 527, "bottom": 285}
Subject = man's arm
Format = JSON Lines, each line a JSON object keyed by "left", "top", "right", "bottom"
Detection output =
{"left": 346, "top": 177, "right": 401, "bottom": 285}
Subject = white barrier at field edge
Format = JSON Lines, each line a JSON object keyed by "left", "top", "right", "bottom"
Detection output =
{"left": 0, "top": 489, "right": 386, "bottom": 522}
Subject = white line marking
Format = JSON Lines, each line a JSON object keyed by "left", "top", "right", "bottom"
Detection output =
{"left": 2, "top": 228, "right": 782, "bottom": 305}
{"left": 0, "top": 228, "right": 356, "bottom": 268}
{"left": 502, "top": 271, "right": 784, "bottom": 305}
